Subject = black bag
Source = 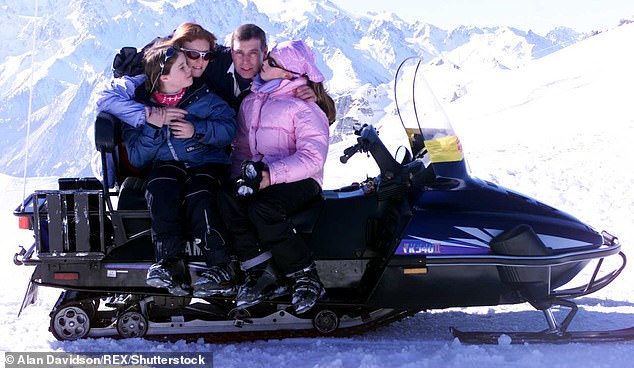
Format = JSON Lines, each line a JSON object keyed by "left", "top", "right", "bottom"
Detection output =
{"left": 111, "top": 37, "right": 160, "bottom": 78}
{"left": 112, "top": 47, "right": 145, "bottom": 77}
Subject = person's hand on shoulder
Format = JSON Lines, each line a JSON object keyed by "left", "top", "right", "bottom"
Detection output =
{"left": 295, "top": 85, "right": 316, "bottom": 103}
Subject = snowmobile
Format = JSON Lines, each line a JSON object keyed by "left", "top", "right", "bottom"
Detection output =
{"left": 12, "top": 57, "right": 631, "bottom": 344}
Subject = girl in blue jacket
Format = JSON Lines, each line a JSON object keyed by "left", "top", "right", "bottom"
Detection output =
{"left": 99, "top": 38, "right": 237, "bottom": 296}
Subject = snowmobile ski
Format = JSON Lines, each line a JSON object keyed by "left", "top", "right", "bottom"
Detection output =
{"left": 450, "top": 298, "right": 634, "bottom": 344}
{"left": 450, "top": 326, "right": 634, "bottom": 344}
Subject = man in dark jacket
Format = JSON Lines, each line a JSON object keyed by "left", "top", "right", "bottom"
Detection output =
{"left": 203, "top": 24, "right": 267, "bottom": 111}
{"left": 203, "top": 24, "right": 322, "bottom": 113}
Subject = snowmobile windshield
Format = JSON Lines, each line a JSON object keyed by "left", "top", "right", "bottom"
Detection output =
{"left": 394, "top": 57, "right": 463, "bottom": 165}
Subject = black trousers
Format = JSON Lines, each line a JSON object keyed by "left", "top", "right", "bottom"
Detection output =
{"left": 219, "top": 178, "right": 321, "bottom": 275}
{"left": 145, "top": 161, "right": 229, "bottom": 267}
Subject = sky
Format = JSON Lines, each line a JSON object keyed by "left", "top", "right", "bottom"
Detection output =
{"left": 335, "top": 0, "right": 634, "bottom": 34}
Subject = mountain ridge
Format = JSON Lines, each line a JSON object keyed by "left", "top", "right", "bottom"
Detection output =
{"left": 0, "top": 0, "right": 594, "bottom": 176}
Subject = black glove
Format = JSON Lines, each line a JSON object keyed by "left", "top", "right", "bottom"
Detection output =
{"left": 235, "top": 160, "right": 265, "bottom": 197}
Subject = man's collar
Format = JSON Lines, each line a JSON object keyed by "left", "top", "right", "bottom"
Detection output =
{"left": 227, "top": 63, "right": 254, "bottom": 97}
{"left": 227, "top": 63, "right": 242, "bottom": 97}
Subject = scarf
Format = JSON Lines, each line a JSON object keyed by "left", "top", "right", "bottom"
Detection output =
{"left": 151, "top": 88, "right": 186, "bottom": 106}
{"left": 251, "top": 75, "right": 284, "bottom": 94}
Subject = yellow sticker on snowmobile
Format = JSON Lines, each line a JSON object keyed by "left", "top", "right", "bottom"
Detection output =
{"left": 424, "top": 135, "right": 463, "bottom": 163}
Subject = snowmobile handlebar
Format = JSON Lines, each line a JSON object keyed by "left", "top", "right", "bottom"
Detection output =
{"left": 339, "top": 124, "right": 404, "bottom": 178}
{"left": 339, "top": 124, "right": 376, "bottom": 163}
{"left": 339, "top": 143, "right": 362, "bottom": 163}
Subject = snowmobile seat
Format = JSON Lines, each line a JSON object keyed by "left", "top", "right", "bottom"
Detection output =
{"left": 117, "top": 176, "right": 148, "bottom": 210}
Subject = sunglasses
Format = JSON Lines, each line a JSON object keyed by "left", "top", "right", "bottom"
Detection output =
{"left": 180, "top": 48, "right": 213, "bottom": 61}
{"left": 150, "top": 46, "right": 178, "bottom": 92}
{"left": 265, "top": 52, "right": 302, "bottom": 76}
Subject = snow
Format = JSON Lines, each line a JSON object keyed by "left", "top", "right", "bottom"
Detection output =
{"left": 1, "top": 7, "right": 634, "bottom": 368}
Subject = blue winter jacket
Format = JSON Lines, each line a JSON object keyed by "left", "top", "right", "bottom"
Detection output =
{"left": 96, "top": 75, "right": 236, "bottom": 169}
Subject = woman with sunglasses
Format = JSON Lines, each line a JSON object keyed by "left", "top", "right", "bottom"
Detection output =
{"left": 97, "top": 23, "right": 219, "bottom": 128}
{"left": 219, "top": 40, "right": 335, "bottom": 314}
{"left": 99, "top": 38, "right": 237, "bottom": 297}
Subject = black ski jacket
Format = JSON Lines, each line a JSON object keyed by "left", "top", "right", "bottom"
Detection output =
{"left": 203, "top": 45, "right": 252, "bottom": 112}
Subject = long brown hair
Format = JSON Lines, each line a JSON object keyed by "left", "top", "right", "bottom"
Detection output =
{"left": 171, "top": 22, "right": 217, "bottom": 50}
{"left": 309, "top": 81, "right": 336, "bottom": 124}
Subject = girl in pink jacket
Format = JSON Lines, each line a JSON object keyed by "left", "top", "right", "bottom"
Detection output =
{"left": 219, "top": 40, "right": 335, "bottom": 314}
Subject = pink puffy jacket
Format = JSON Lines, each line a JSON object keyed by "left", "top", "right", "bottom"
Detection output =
{"left": 232, "top": 77, "right": 330, "bottom": 186}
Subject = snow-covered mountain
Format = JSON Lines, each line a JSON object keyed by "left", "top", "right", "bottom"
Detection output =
{"left": 0, "top": 0, "right": 588, "bottom": 177}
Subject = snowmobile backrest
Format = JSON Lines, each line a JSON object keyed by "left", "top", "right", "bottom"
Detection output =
{"left": 94, "top": 111, "right": 150, "bottom": 189}
{"left": 95, "top": 111, "right": 117, "bottom": 153}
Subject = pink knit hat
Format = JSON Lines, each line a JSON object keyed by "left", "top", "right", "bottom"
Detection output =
{"left": 271, "top": 40, "right": 324, "bottom": 83}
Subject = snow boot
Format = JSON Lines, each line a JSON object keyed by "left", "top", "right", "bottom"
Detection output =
{"left": 289, "top": 264, "right": 325, "bottom": 314}
{"left": 192, "top": 263, "right": 237, "bottom": 297}
{"left": 146, "top": 258, "right": 191, "bottom": 297}
{"left": 236, "top": 261, "right": 288, "bottom": 309}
